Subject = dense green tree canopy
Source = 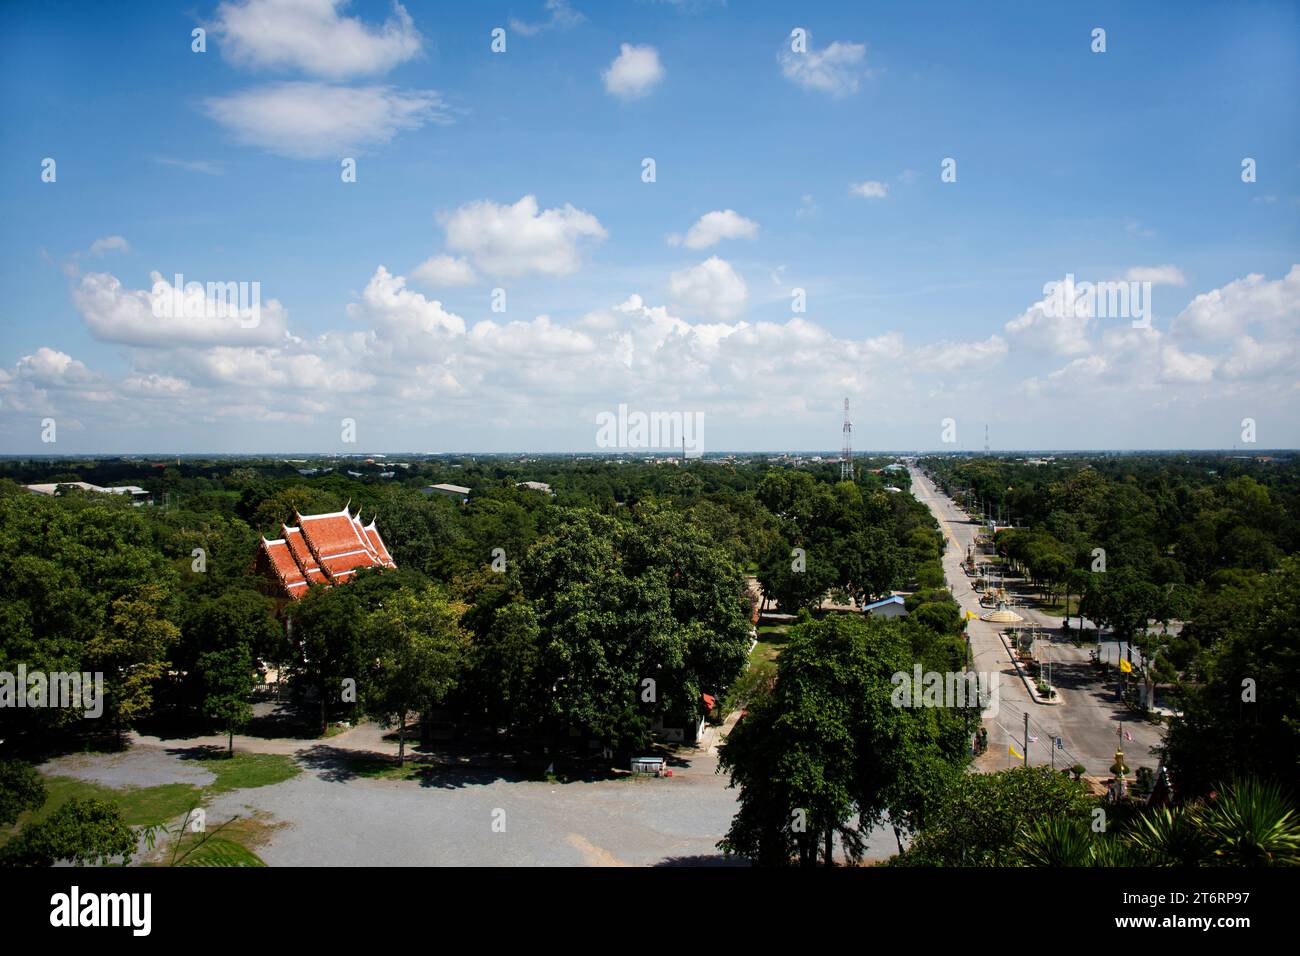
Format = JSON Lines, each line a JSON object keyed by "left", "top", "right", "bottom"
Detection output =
{"left": 719, "top": 614, "right": 974, "bottom": 866}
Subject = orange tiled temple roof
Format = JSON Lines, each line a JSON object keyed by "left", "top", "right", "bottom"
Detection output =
{"left": 256, "top": 504, "right": 396, "bottom": 599}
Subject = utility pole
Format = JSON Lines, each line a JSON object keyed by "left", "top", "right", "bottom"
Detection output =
{"left": 1023, "top": 713, "right": 1030, "bottom": 768}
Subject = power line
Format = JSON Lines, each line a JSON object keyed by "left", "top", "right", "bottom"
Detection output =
{"left": 995, "top": 702, "right": 1088, "bottom": 769}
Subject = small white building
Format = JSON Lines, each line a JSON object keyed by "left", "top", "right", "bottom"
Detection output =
{"left": 863, "top": 594, "right": 908, "bottom": 618}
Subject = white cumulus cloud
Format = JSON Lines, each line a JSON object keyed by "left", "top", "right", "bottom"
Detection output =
{"left": 1005, "top": 275, "right": 1097, "bottom": 356}
{"left": 205, "top": 82, "right": 449, "bottom": 159}
{"left": 16, "top": 347, "right": 93, "bottom": 385}
{"left": 346, "top": 266, "right": 466, "bottom": 339}
{"left": 779, "top": 37, "right": 869, "bottom": 96}
{"left": 850, "top": 180, "right": 888, "bottom": 199}
{"left": 72, "top": 271, "right": 288, "bottom": 348}
{"left": 441, "top": 195, "right": 607, "bottom": 278}
{"left": 602, "top": 43, "right": 665, "bottom": 99}
{"left": 412, "top": 255, "right": 477, "bottom": 287}
{"left": 669, "top": 256, "right": 748, "bottom": 321}
{"left": 1171, "top": 264, "right": 1299, "bottom": 342}
{"left": 671, "top": 210, "right": 759, "bottom": 249}
{"left": 89, "top": 236, "right": 129, "bottom": 256}
{"left": 212, "top": 0, "right": 422, "bottom": 79}
{"left": 510, "top": 0, "right": 584, "bottom": 36}
{"left": 1126, "top": 265, "right": 1186, "bottom": 286}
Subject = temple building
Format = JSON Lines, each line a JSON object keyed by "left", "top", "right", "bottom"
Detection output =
{"left": 256, "top": 504, "right": 396, "bottom": 599}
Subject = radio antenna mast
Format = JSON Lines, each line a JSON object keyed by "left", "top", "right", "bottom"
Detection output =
{"left": 841, "top": 397, "right": 853, "bottom": 480}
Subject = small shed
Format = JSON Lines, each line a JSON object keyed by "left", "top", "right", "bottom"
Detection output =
{"left": 863, "top": 594, "right": 908, "bottom": 618}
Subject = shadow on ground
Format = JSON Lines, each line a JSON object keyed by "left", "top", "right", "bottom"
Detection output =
{"left": 289, "top": 742, "right": 713, "bottom": 790}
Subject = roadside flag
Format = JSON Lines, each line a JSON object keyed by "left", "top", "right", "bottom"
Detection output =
{"left": 1009, "top": 744, "right": 1022, "bottom": 760}
{"left": 1124, "top": 730, "right": 1133, "bottom": 742}
{"left": 1027, "top": 735, "right": 1039, "bottom": 743}
{"left": 1119, "top": 658, "right": 1133, "bottom": 674}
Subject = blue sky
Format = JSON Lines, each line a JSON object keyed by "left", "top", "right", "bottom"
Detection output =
{"left": 1, "top": 0, "right": 1297, "bottom": 454}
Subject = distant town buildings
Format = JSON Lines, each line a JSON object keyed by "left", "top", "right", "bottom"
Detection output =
{"left": 256, "top": 505, "right": 396, "bottom": 600}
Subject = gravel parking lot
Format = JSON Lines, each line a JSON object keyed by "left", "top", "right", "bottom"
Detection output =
{"left": 206, "top": 749, "right": 746, "bottom": 866}
{"left": 42, "top": 743, "right": 900, "bottom": 866}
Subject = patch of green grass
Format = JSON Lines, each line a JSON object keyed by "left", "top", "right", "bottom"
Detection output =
{"left": 2, "top": 776, "right": 202, "bottom": 846}
{"left": 751, "top": 624, "right": 791, "bottom": 665}
{"left": 175, "top": 837, "right": 266, "bottom": 867}
{"left": 1038, "top": 597, "right": 1080, "bottom": 618}
{"left": 43, "top": 776, "right": 200, "bottom": 826}
{"left": 146, "top": 814, "right": 280, "bottom": 867}
{"left": 194, "top": 752, "right": 301, "bottom": 793}
{"left": 4, "top": 754, "right": 298, "bottom": 865}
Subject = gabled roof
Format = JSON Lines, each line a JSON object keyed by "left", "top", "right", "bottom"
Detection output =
{"left": 258, "top": 538, "right": 311, "bottom": 595}
{"left": 863, "top": 594, "right": 906, "bottom": 611}
{"left": 424, "top": 483, "right": 471, "bottom": 496}
{"left": 258, "top": 505, "right": 396, "bottom": 599}
{"left": 361, "top": 519, "right": 396, "bottom": 567}
{"left": 283, "top": 526, "right": 328, "bottom": 586}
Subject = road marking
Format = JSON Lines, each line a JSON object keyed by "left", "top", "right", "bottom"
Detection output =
{"left": 566, "top": 833, "right": 627, "bottom": 867}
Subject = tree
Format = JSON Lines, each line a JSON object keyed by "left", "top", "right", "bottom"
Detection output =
{"left": 841, "top": 526, "right": 905, "bottom": 605}
{"left": 466, "top": 600, "right": 542, "bottom": 735}
{"left": 520, "top": 510, "right": 751, "bottom": 752}
{"left": 199, "top": 644, "right": 255, "bottom": 755}
{"left": 0, "top": 798, "right": 135, "bottom": 866}
{"left": 183, "top": 590, "right": 278, "bottom": 751}
{"left": 756, "top": 537, "right": 836, "bottom": 613}
{"left": 288, "top": 570, "right": 416, "bottom": 732}
{"left": 86, "top": 584, "right": 180, "bottom": 742}
{"left": 363, "top": 586, "right": 470, "bottom": 765}
{"left": 1164, "top": 557, "right": 1300, "bottom": 797}
{"left": 719, "top": 615, "right": 972, "bottom": 866}
{"left": 0, "top": 496, "right": 177, "bottom": 741}
{"left": 1064, "top": 568, "right": 1091, "bottom": 631}
{"left": 372, "top": 490, "right": 465, "bottom": 579}
{"left": 897, "top": 767, "right": 1096, "bottom": 867}
{"left": 250, "top": 486, "right": 340, "bottom": 534}
{"left": 1086, "top": 566, "right": 1161, "bottom": 647}
{"left": 0, "top": 759, "right": 46, "bottom": 827}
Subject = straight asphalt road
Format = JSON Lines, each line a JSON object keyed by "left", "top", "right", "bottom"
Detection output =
{"left": 908, "top": 464, "right": 1165, "bottom": 776}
